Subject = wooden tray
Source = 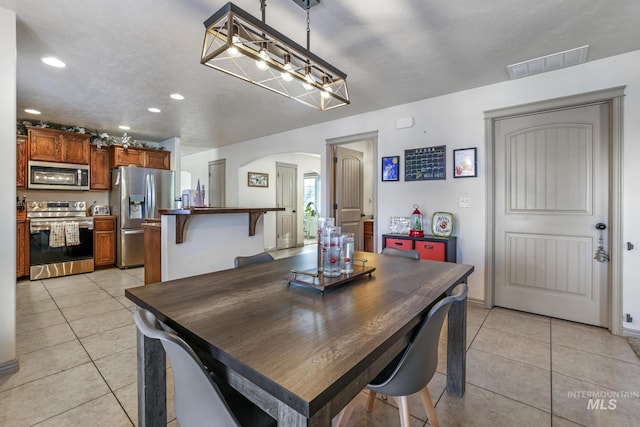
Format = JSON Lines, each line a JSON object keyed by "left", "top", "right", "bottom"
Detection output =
{"left": 287, "top": 261, "right": 376, "bottom": 293}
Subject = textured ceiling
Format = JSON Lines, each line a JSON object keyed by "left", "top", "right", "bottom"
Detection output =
{"left": 2, "top": 0, "right": 640, "bottom": 156}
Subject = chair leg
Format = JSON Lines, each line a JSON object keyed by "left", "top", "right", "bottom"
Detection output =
{"left": 335, "top": 396, "right": 359, "bottom": 427}
{"left": 396, "top": 396, "right": 411, "bottom": 427}
{"left": 366, "top": 391, "right": 377, "bottom": 413}
{"left": 419, "top": 386, "right": 440, "bottom": 427}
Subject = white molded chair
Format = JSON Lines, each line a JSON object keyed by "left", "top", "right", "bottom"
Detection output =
{"left": 233, "top": 252, "right": 274, "bottom": 268}
{"left": 134, "top": 308, "right": 276, "bottom": 427}
{"left": 336, "top": 284, "right": 469, "bottom": 427}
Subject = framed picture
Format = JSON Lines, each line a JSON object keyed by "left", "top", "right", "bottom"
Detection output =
{"left": 381, "top": 156, "right": 400, "bottom": 181}
{"left": 453, "top": 147, "right": 477, "bottom": 178}
{"left": 248, "top": 172, "right": 269, "bottom": 187}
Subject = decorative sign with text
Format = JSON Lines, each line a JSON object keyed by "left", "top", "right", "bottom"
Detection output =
{"left": 404, "top": 145, "right": 446, "bottom": 181}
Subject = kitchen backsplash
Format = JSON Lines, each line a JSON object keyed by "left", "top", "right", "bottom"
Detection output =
{"left": 20, "top": 189, "right": 109, "bottom": 208}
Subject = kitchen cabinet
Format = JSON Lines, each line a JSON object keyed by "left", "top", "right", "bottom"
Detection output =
{"left": 90, "top": 145, "right": 111, "bottom": 190}
{"left": 16, "top": 218, "right": 30, "bottom": 278}
{"left": 16, "top": 135, "right": 27, "bottom": 188}
{"left": 144, "top": 150, "right": 170, "bottom": 170}
{"left": 93, "top": 216, "right": 116, "bottom": 267}
{"left": 143, "top": 221, "right": 162, "bottom": 285}
{"left": 382, "top": 234, "right": 457, "bottom": 263}
{"left": 109, "top": 146, "right": 170, "bottom": 170}
{"left": 28, "top": 127, "right": 90, "bottom": 164}
{"left": 363, "top": 219, "right": 374, "bottom": 252}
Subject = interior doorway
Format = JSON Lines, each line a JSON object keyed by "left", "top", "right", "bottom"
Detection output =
{"left": 485, "top": 87, "right": 624, "bottom": 334}
{"left": 276, "top": 162, "right": 297, "bottom": 249}
{"left": 303, "top": 172, "right": 320, "bottom": 245}
{"left": 208, "top": 159, "right": 225, "bottom": 207}
{"left": 326, "top": 131, "right": 378, "bottom": 252}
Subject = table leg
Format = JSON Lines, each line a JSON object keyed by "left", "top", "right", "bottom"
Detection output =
{"left": 446, "top": 295, "right": 467, "bottom": 396}
{"left": 137, "top": 328, "right": 167, "bottom": 427}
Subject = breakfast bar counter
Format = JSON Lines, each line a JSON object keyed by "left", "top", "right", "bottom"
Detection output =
{"left": 156, "top": 207, "right": 283, "bottom": 282}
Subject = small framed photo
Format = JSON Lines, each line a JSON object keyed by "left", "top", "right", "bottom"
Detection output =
{"left": 248, "top": 172, "right": 269, "bottom": 187}
{"left": 453, "top": 148, "right": 477, "bottom": 178}
{"left": 381, "top": 156, "right": 400, "bottom": 182}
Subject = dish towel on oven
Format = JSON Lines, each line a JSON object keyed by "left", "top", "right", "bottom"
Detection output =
{"left": 64, "top": 222, "right": 80, "bottom": 246}
{"left": 49, "top": 222, "right": 66, "bottom": 248}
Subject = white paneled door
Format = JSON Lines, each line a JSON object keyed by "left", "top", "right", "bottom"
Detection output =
{"left": 276, "top": 162, "right": 297, "bottom": 249}
{"left": 334, "top": 146, "right": 364, "bottom": 250}
{"left": 494, "top": 104, "right": 610, "bottom": 327}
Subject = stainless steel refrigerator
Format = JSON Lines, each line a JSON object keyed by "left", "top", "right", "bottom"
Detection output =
{"left": 110, "top": 167, "right": 175, "bottom": 268}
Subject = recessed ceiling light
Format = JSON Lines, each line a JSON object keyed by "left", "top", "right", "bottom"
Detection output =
{"left": 119, "top": 125, "right": 130, "bottom": 130}
{"left": 24, "top": 109, "right": 41, "bottom": 115}
{"left": 148, "top": 107, "right": 161, "bottom": 113}
{"left": 169, "top": 93, "right": 185, "bottom": 100}
{"left": 41, "top": 57, "right": 66, "bottom": 68}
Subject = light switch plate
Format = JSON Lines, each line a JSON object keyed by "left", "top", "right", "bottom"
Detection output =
{"left": 459, "top": 197, "right": 471, "bottom": 208}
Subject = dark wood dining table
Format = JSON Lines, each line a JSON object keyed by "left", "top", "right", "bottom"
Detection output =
{"left": 125, "top": 251, "right": 474, "bottom": 427}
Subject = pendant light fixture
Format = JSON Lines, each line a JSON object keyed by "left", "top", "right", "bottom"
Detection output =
{"left": 201, "top": 1, "right": 349, "bottom": 110}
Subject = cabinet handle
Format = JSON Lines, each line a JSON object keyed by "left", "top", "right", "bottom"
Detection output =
{"left": 394, "top": 242, "right": 403, "bottom": 246}
{"left": 422, "top": 244, "right": 434, "bottom": 249}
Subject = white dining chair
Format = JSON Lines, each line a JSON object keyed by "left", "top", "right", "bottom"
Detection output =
{"left": 134, "top": 308, "right": 276, "bottom": 427}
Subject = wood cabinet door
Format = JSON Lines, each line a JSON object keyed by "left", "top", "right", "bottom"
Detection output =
{"left": 90, "top": 146, "right": 111, "bottom": 190}
{"left": 29, "top": 129, "right": 62, "bottom": 162}
{"left": 94, "top": 218, "right": 116, "bottom": 266}
{"left": 16, "top": 220, "right": 29, "bottom": 277}
{"left": 62, "top": 133, "right": 90, "bottom": 164}
{"left": 16, "top": 135, "right": 28, "bottom": 188}
{"left": 110, "top": 146, "right": 144, "bottom": 168}
{"left": 144, "top": 150, "right": 170, "bottom": 170}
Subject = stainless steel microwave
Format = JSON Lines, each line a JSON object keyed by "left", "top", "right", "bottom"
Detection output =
{"left": 28, "top": 161, "right": 90, "bottom": 190}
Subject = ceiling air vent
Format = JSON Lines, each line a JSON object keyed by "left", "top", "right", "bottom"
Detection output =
{"left": 507, "top": 45, "right": 589, "bottom": 79}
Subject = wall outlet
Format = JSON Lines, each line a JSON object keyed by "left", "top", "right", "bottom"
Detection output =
{"left": 459, "top": 197, "right": 471, "bottom": 208}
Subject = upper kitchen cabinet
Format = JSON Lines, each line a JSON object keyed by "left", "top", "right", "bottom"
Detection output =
{"left": 109, "top": 145, "right": 170, "bottom": 170}
{"left": 28, "top": 127, "right": 90, "bottom": 164}
{"left": 90, "top": 145, "right": 111, "bottom": 190}
{"left": 16, "top": 135, "right": 27, "bottom": 188}
{"left": 144, "top": 150, "right": 170, "bottom": 170}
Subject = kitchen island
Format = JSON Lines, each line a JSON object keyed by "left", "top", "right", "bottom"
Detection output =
{"left": 157, "top": 207, "right": 283, "bottom": 281}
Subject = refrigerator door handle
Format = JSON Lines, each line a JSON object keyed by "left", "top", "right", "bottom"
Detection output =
{"left": 145, "top": 173, "right": 151, "bottom": 219}
{"left": 122, "top": 228, "right": 145, "bottom": 235}
{"left": 150, "top": 173, "right": 156, "bottom": 218}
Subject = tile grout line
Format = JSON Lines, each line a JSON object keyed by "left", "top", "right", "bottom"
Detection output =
{"left": 41, "top": 273, "right": 138, "bottom": 426}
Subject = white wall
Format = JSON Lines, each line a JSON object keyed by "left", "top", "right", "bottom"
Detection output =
{"left": 0, "top": 7, "right": 17, "bottom": 373}
{"left": 182, "top": 50, "right": 640, "bottom": 333}
{"left": 238, "top": 153, "right": 321, "bottom": 249}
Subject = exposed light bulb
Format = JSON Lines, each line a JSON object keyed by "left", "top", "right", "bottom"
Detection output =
{"left": 322, "top": 78, "right": 333, "bottom": 99}
{"left": 303, "top": 66, "right": 314, "bottom": 90}
{"left": 227, "top": 35, "right": 241, "bottom": 57}
{"left": 281, "top": 55, "right": 294, "bottom": 81}
{"left": 256, "top": 49, "right": 269, "bottom": 70}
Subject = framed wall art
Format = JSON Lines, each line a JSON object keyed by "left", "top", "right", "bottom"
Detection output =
{"left": 248, "top": 172, "right": 269, "bottom": 187}
{"left": 404, "top": 145, "right": 446, "bottom": 181}
{"left": 381, "top": 156, "right": 400, "bottom": 181}
{"left": 453, "top": 147, "right": 477, "bottom": 178}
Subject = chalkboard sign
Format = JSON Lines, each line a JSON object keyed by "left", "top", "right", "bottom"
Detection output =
{"left": 404, "top": 145, "right": 446, "bottom": 181}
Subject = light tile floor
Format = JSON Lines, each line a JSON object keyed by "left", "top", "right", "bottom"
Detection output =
{"left": 2, "top": 251, "right": 639, "bottom": 426}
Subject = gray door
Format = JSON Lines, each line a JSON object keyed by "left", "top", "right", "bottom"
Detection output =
{"left": 493, "top": 103, "right": 610, "bottom": 326}
{"left": 334, "top": 146, "right": 364, "bottom": 250}
{"left": 208, "top": 159, "right": 226, "bottom": 207}
{"left": 276, "top": 163, "right": 297, "bottom": 249}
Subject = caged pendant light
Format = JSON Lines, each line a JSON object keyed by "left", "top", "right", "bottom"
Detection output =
{"left": 200, "top": 0, "right": 349, "bottom": 110}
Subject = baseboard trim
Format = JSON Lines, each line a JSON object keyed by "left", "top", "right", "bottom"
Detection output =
{"left": 0, "top": 358, "right": 19, "bottom": 377}
{"left": 468, "top": 297, "right": 485, "bottom": 307}
{"left": 623, "top": 327, "right": 640, "bottom": 338}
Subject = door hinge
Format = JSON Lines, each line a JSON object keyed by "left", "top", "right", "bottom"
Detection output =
{"left": 333, "top": 203, "right": 338, "bottom": 210}
{"left": 333, "top": 157, "right": 337, "bottom": 163}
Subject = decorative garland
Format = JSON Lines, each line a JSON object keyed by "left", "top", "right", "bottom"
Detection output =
{"left": 17, "top": 119, "right": 163, "bottom": 150}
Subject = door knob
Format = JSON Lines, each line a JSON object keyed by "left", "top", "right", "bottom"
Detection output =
{"left": 596, "top": 223, "right": 606, "bottom": 230}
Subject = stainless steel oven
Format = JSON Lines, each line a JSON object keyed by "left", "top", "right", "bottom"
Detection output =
{"left": 28, "top": 201, "right": 94, "bottom": 280}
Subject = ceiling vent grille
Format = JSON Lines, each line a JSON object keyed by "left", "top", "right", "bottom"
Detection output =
{"left": 507, "top": 45, "right": 589, "bottom": 79}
